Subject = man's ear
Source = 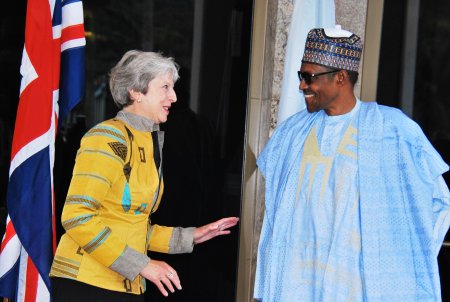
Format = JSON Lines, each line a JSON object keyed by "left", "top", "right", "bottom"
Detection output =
{"left": 337, "top": 70, "right": 346, "bottom": 86}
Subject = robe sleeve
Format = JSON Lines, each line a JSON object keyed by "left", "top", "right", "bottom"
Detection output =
{"left": 432, "top": 176, "right": 450, "bottom": 254}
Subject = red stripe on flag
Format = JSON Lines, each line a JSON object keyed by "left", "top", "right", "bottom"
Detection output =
{"left": 0, "top": 222, "right": 16, "bottom": 252}
{"left": 24, "top": 258, "right": 39, "bottom": 302}
{"left": 11, "top": 80, "right": 52, "bottom": 159}
{"left": 61, "top": 24, "right": 85, "bottom": 44}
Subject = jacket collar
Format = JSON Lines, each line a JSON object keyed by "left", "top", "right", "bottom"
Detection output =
{"left": 115, "top": 110, "right": 159, "bottom": 132}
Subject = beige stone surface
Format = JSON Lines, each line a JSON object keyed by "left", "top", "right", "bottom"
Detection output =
{"left": 335, "top": 0, "right": 368, "bottom": 96}
{"left": 270, "top": 0, "right": 293, "bottom": 133}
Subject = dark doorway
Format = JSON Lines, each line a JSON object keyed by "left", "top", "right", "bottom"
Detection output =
{"left": 0, "top": 0, "right": 253, "bottom": 301}
{"left": 377, "top": 1, "right": 450, "bottom": 300}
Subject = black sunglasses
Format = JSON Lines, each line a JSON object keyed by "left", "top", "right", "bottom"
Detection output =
{"left": 297, "top": 70, "right": 339, "bottom": 85}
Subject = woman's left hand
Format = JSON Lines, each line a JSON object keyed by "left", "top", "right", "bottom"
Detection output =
{"left": 194, "top": 217, "right": 239, "bottom": 244}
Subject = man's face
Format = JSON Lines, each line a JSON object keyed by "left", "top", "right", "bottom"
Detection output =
{"left": 299, "top": 63, "right": 339, "bottom": 114}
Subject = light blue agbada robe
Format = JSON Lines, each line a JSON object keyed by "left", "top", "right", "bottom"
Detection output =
{"left": 254, "top": 101, "right": 450, "bottom": 302}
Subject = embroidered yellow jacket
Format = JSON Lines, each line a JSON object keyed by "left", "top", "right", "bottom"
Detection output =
{"left": 50, "top": 112, "right": 194, "bottom": 294}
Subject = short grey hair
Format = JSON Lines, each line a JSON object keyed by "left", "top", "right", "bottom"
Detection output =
{"left": 109, "top": 50, "right": 180, "bottom": 109}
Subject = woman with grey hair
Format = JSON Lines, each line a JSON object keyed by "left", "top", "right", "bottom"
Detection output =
{"left": 50, "top": 50, "right": 239, "bottom": 302}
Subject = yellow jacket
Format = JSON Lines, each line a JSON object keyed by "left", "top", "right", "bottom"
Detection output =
{"left": 50, "top": 112, "right": 194, "bottom": 294}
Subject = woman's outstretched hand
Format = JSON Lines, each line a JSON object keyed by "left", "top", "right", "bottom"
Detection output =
{"left": 194, "top": 217, "right": 239, "bottom": 244}
{"left": 141, "top": 217, "right": 239, "bottom": 295}
{"left": 140, "top": 259, "right": 181, "bottom": 297}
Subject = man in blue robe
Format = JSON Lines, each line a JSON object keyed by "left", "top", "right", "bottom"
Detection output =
{"left": 254, "top": 27, "right": 450, "bottom": 302}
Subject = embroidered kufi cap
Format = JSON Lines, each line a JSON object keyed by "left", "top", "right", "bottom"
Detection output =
{"left": 301, "top": 26, "right": 363, "bottom": 72}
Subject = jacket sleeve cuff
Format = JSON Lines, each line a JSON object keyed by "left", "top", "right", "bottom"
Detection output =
{"left": 109, "top": 246, "right": 150, "bottom": 280}
{"left": 168, "top": 227, "right": 195, "bottom": 254}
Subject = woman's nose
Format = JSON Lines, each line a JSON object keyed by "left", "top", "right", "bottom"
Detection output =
{"left": 170, "top": 89, "right": 177, "bottom": 103}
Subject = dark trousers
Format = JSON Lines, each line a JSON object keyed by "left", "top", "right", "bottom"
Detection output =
{"left": 51, "top": 277, "right": 145, "bottom": 302}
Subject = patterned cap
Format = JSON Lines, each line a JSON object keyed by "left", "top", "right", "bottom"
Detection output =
{"left": 301, "top": 27, "right": 363, "bottom": 72}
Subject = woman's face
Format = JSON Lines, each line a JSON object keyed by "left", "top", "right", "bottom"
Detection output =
{"left": 137, "top": 73, "right": 177, "bottom": 124}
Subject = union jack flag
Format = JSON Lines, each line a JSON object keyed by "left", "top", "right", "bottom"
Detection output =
{"left": 0, "top": 0, "right": 85, "bottom": 300}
